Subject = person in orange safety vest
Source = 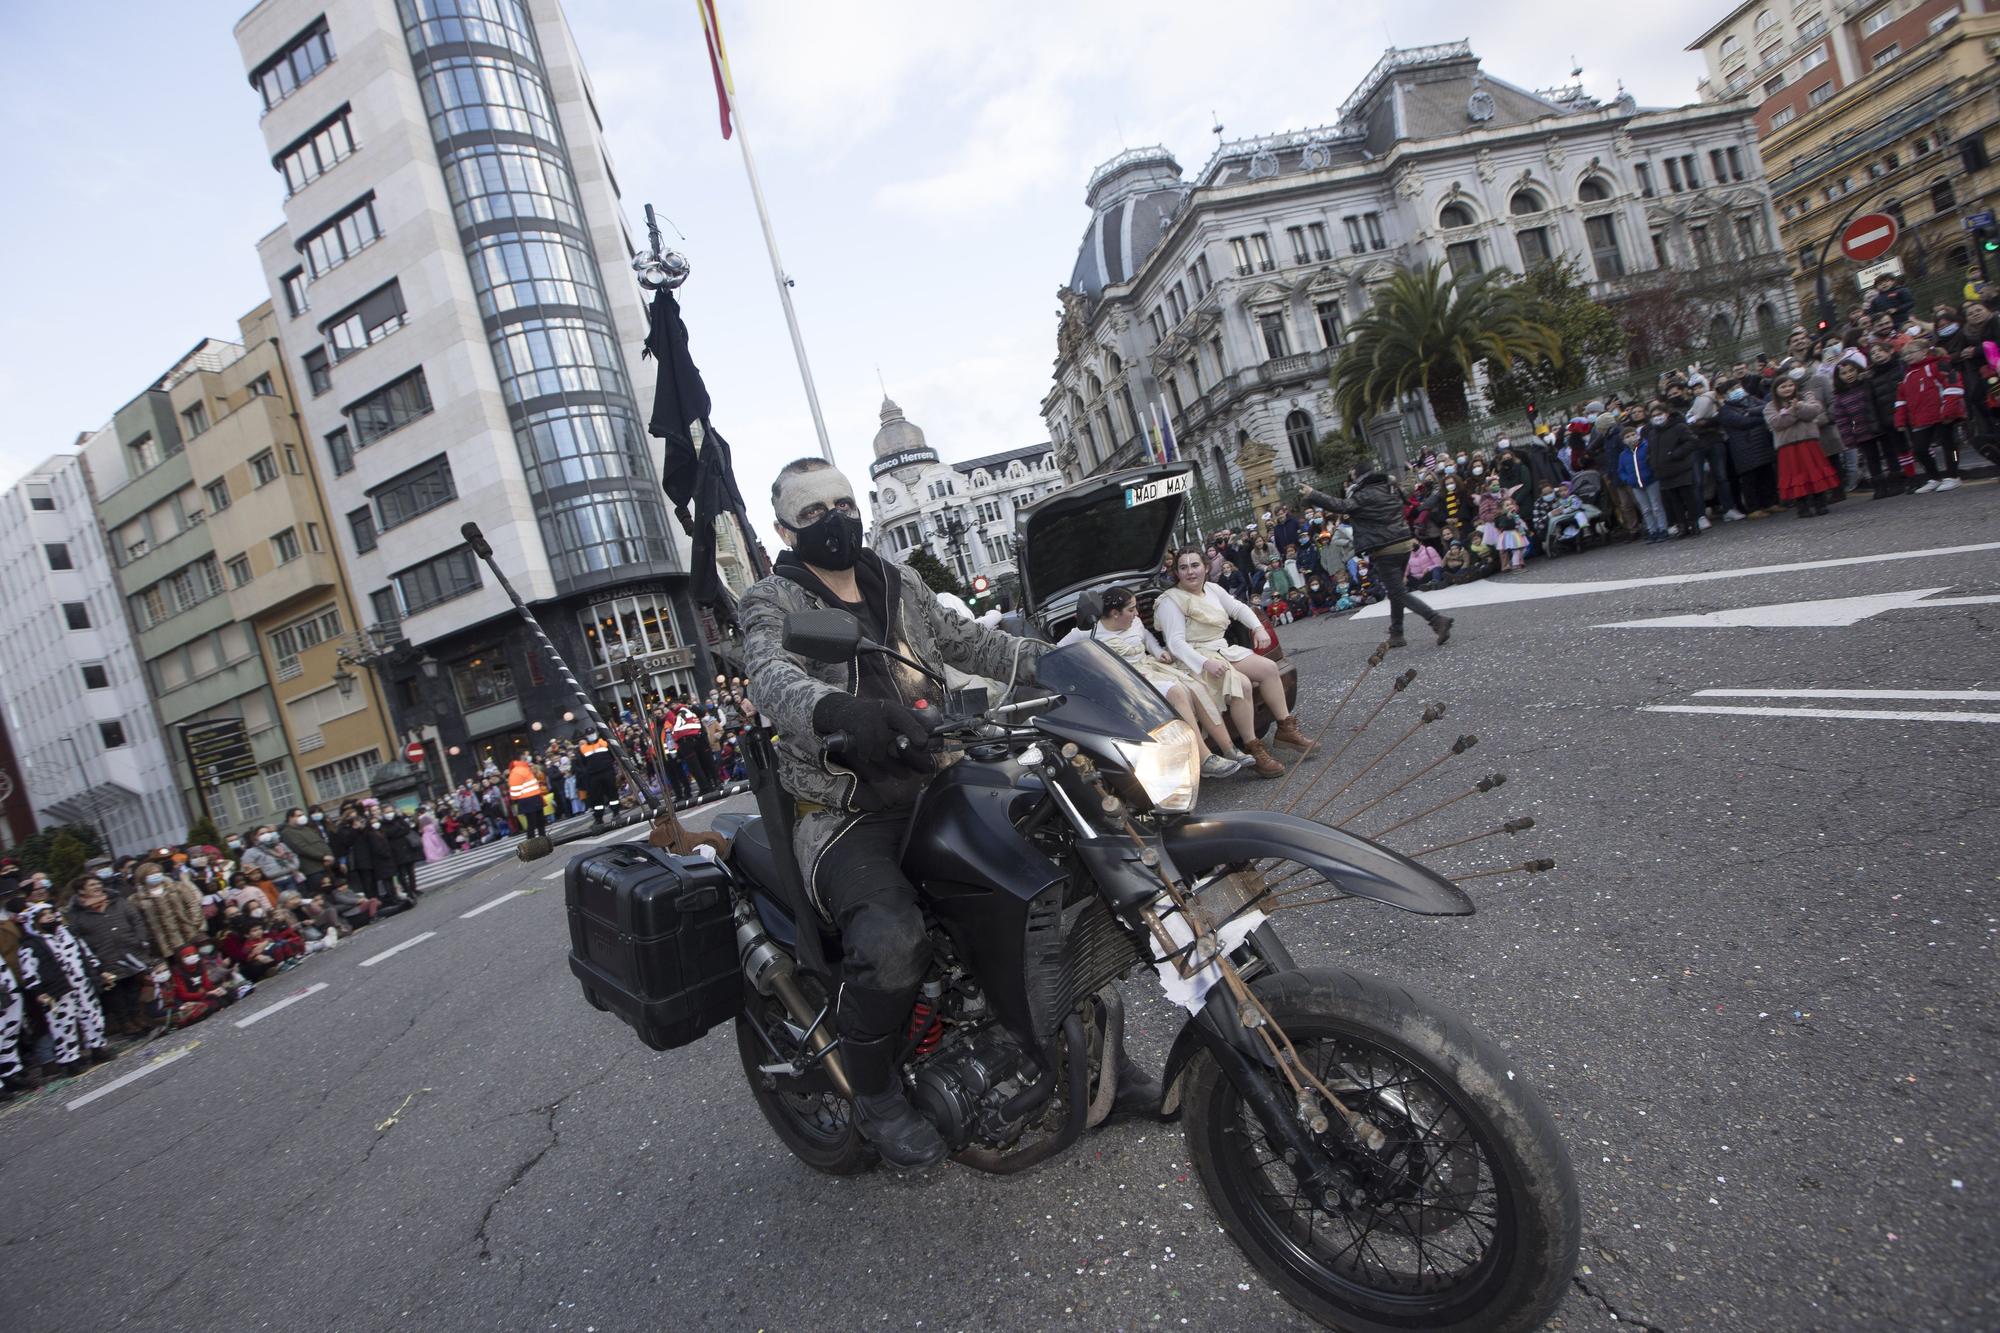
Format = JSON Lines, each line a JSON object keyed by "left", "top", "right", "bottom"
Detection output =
{"left": 505, "top": 750, "right": 549, "bottom": 839}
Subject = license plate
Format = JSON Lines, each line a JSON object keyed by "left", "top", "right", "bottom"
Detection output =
{"left": 1124, "top": 473, "right": 1191, "bottom": 507}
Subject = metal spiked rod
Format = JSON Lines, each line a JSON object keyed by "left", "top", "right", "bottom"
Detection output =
{"left": 459, "top": 522, "right": 666, "bottom": 859}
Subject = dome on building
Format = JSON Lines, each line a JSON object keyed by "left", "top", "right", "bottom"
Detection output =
{"left": 869, "top": 395, "right": 940, "bottom": 478}
{"left": 1068, "top": 147, "right": 1188, "bottom": 301}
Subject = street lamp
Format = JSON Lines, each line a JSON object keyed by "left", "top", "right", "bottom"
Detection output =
{"left": 332, "top": 665, "right": 357, "bottom": 699}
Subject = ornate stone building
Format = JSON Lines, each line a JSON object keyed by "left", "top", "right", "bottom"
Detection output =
{"left": 1044, "top": 41, "right": 1797, "bottom": 487}
{"left": 864, "top": 398, "right": 1061, "bottom": 593}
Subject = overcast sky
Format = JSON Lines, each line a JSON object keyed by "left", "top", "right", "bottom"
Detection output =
{"left": 0, "top": 0, "right": 1714, "bottom": 533}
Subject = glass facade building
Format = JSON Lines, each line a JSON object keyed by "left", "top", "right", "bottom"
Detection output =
{"left": 396, "top": 0, "right": 675, "bottom": 590}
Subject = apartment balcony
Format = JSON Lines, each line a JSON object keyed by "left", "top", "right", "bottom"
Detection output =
{"left": 1259, "top": 348, "right": 1330, "bottom": 387}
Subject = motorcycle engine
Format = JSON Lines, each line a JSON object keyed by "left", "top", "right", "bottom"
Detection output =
{"left": 909, "top": 1023, "right": 1045, "bottom": 1151}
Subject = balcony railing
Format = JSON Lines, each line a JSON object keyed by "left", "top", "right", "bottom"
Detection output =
{"left": 1261, "top": 349, "right": 1329, "bottom": 384}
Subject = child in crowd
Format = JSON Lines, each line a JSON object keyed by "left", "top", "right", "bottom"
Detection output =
{"left": 1443, "top": 537, "right": 1473, "bottom": 584}
{"left": 1494, "top": 500, "right": 1528, "bottom": 570}
{"left": 1406, "top": 538, "right": 1445, "bottom": 589}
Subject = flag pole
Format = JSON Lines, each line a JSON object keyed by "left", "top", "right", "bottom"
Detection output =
{"left": 699, "top": 3, "right": 834, "bottom": 463}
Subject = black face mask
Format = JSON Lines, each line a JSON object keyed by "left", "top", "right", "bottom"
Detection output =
{"left": 791, "top": 511, "right": 864, "bottom": 571}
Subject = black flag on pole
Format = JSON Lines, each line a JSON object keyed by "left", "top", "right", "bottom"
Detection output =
{"left": 643, "top": 286, "right": 766, "bottom": 627}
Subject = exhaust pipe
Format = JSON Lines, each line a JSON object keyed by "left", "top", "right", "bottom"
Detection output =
{"left": 736, "top": 904, "right": 852, "bottom": 1100}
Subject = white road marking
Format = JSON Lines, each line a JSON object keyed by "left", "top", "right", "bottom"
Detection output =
{"left": 460, "top": 889, "right": 528, "bottom": 918}
{"left": 541, "top": 867, "right": 568, "bottom": 881}
{"left": 233, "top": 981, "right": 328, "bottom": 1029}
{"left": 1601, "top": 587, "right": 1954, "bottom": 628}
{"left": 358, "top": 931, "right": 438, "bottom": 967}
{"left": 1644, "top": 704, "right": 2000, "bottom": 724}
{"left": 1352, "top": 539, "right": 2000, "bottom": 618}
{"left": 1694, "top": 688, "right": 2000, "bottom": 702}
{"left": 66, "top": 1045, "right": 197, "bottom": 1111}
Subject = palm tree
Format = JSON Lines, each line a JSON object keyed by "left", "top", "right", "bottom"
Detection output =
{"left": 1331, "top": 261, "right": 1562, "bottom": 435}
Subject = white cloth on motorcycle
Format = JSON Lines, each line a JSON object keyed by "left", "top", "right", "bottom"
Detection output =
{"left": 1147, "top": 904, "right": 1268, "bottom": 1014}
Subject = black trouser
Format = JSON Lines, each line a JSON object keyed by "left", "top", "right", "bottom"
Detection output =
{"left": 664, "top": 756, "right": 693, "bottom": 803}
{"left": 1737, "top": 462, "right": 1777, "bottom": 512}
{"left": 682, "top": 734, "right": 720, "bottom": 792}
{"left": 1371, "top": 548, "right": 1439, "bottom": 636}
{"left": 102, "top": 974, "right": 144, "bottom": 1031}
{"left": 817, "top": 812, "right": 930, "bottom": 1092}
{"left": 1661, "top": 481, "right": 1703, "bottom": 533}
{"left": 519, "top": 800, "right": 548, "bottom": 838}
{"left": 1856, "top": 437, "right": 1900, "bottom": 490}
{"left": 1907, "top": 423, "right": 1957, "bottom": 481}
{"left": 392, "top": 864, "right": 418, "bottom": 899}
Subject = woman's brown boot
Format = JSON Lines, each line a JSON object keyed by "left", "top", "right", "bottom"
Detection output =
{"left": 1271, "top": 716, "right": 1319, "bottom": 755}
{"left": 1242, "top": 740, "right": 1286, "bottom": 778}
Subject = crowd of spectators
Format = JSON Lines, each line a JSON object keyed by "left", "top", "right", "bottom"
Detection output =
{"left": 1195, "top": 289, "right": 1999, "bottom": 623}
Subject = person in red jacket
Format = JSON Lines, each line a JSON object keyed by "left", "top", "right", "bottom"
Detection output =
{"left": 1893, "top": 334, "right": 1968, "bottom": 493}
{"left": 168, "top": 944, "right": 237, "bottom": 1027}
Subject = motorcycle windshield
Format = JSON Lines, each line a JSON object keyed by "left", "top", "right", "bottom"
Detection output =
{"left": 1031, "top": 639, "right": 1177, "bottom": 744}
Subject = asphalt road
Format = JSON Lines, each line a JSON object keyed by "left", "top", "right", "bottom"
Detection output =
{"left": 5, "top": 484, "right": 1997, "bottom": 1333}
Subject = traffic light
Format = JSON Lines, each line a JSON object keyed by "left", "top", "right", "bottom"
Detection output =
{"left": 1524, "top": 402, "right": 1538, "bottom": 430}
{"left": 1978, "top": 225, "right": 1998, "bottom": 255}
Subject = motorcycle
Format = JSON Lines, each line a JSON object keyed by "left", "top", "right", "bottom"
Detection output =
{"left": 567, "top": 608, "right": 1579, "bottom": 1333}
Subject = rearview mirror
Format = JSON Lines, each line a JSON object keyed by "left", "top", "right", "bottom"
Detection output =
{"left": 783, "top": 609, "right": 864, "bottom": 663}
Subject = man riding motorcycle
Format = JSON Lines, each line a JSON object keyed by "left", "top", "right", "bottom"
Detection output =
{"left": 739, "top": 458, "right": 1159, "bottom": 1169}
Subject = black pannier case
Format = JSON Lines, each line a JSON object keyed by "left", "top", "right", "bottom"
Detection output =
{"left": 565, "top": 844, "right": 738, "bottom": 1051}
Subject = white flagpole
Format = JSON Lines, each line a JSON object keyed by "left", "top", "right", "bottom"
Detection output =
{"left": 706, "top": 18, "right": 834, "bottom": 463}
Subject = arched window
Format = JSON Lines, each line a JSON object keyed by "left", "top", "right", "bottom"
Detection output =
{"left": 1578, "top": 176, "right": 1612, "bottom": 203}
{"left": 1720, "top": 35, "right": 1742, "bottom": 58}
{"left": 1085, "top": 372, "right": 1103, "bottom": 398}
{"left": 1509, "top": 189, "right": 1545, "bottom": 216}
{"left": 1708, "top": 313, "right": 1735, "bottom": 345}
{"left": 1753, "top": 9, "right": 1776, "bottom": 33}
{"left": 1106, "top": 350, "right": 1122, "bottom": 374}
{"left": 1208, "top": 444, "right": 1230, "bottom": 493}
{"left": 1439, "top": 201, "right": 1476, "bottom": 229}
{"left": 1285, "top": 410, "right": 1316, "bottom": 471}
{"left": 1755, "top": 301, "right": 1778, "bottom": 335}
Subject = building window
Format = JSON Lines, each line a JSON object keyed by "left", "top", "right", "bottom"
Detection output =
{"left": 299, "top": 194, "right": 383, "bottom": 281}
{"left": 1364, "top": 213, "right": 1385, "bottom": 249}
{"left": 26, "top": 486, "right": 54, "bottom": 511}
{"left": 345, "top": 368, "right": 433, "bottom": 448}
{"left": 180, "top": 402, "right": 209, "bottom": 438}
{"left": 63, "top": 602, "right": 91, "bottom": 630}
{"left": 204, "top": 479, "right": 231, "bottom": 514}
{"left": 1307, "top": 222, "right": 1331, "bottom": 260}
{"left": 303, "top": 347, "right": 331, "bottom": 397}
{"left": 322, "top": 281, "right": 408, "bottom": 362}
{"left": 1734, "top": 215, "right": 1761, "bottom": 256}
{"left": 249, "top": 374, "right": 275, "bottom": 397}
{"left": 1690, "top": 224, "right": 1714, "bottom": 265}
{"left": 1635, "top": 163, "right": 1654, "bottom": 197}
{"left": 44, "top": 543, "right": 72, "bottom": 571}
{"left": 1191, "top": 255, "right": 1211, "bottom": 294}
{"left": 273, "top": 528, "right": 302, "bottom": 565}
{"left": 270, "top": 605, "right": 342, "bottom": 677}
{"left": 1344, "top": 217, "right": 1365, "bottom": 254}
{"left": 1585, "top": 215, "right": 1625, "bottom": 279}
{"left": 98, "top": 720, "right": 127, "bottom": 750}
{"left": 1709, "top": 149, "right": 1728, "bottom": 183}
{"left": 1284, "top": 410, "right": 1316, "bottom": 471}
{"left": 1872, "top": 43, "right": 1899, "bottom": 65}
{"left": 308, "top": 749, "right": 381, "bottom": 802}
{"left": 370, "top": 454, "right": 457, "bottom": 530}
{"left": 1439, "top": 201, "right": 1476, "bottom": 229}
{"left": 1764, "top": 74, "right": 1787, "bottom": 97}
{"left": 393, "top": 546, "right": 482, "bottom": 615}
{"left": 1860, "top": 7, "right": 1894, "bottom": 36}
{"left": 1286, "top": 225, "right": 1310, "bottom": 265}
{"left": 450, "top": 656, "right": 517, "bottom": 713}
{"left": 1726, "top": 146, "right": 1745, "bottom": 180}
{"left": 1257, "top": 312, "right": 1291, "bottom": 359}
{"left": 1930, "top": 178, "right": 1956, "bottom": 214}
{"left": 262, "top": 761, "right": 297, "bottom": 811}
{"left": 274, "top": 105, "right": 356, "bottom": 195}
{"left": 369, "top": 587, "right": 399, "bottom": 625}
{"left": 1770, "top": 106, "right": 1797, "bottom": 130}
{"left": 1578, "top": 176, "right": 1611, "bottom": 203}
{"left": 252, "top": 16, "right": 335, "bottom": 111}
{"left": 1445, "top": 240, "right": 1482, "bottom": 277}
{"left": 81, "top": 663, "right": 110, "bottom": 690}
{"left": 1754, "top": 8, "right": 1776, "bottom": 32}
{"left": 1652, "top": 231, "right": 1671, "bottom": 269}
{"left": 1509, "top": 189, "right": 1545, "bottom": 216}
{"left": 1249, "top": 234, "right": 1274, "bottom": 271}
{"left": 325, "top": 426, "right": 353, "bottom": 476}
{"left": 1516, "top": 227, "right": 1553, "bottom": 269}
{"left": 1315, "top": 300, "right": 1344, "bottom": 349}
{"left": 227, "top": 554, "right": 253, "bottom": 587}
{"left": 251, "top": 450, "right": 280, "bottom": 486}
{"left": 1665, "top": 158, "right": 1684, "bottom": 192}
{"left": 1720, "top": 35, "right": 1741, "bottom": 57}
{"left": 1230, "top": 237, "right": 1253, "bottom": 276}
{"left": 1798, "top": 46, "right": 1828, "bottom": 73}
{"left": 305, "top": 522, "right": 322, "bottom": 552}
{"left": 1807, "top": 81, "right": 1834, "bottom": 108}
{"left": 1961, "top": 137, "right": 1992, "bottom": 174}
{"left": 349, "top": 507, "right": 377, "bottom": 553}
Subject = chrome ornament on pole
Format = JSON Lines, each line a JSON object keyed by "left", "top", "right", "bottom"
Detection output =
{"left": 633, "top": 203, "right": 691, "bottom": 291}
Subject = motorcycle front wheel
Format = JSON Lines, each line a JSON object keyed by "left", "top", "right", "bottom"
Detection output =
{"left": 1184, "top": 967, "right": 1579, "bottom": 1333}
{"left": 735, "top": 988, "right": 873, "bottom": 1176}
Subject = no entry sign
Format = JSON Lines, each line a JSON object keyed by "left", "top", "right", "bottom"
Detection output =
{"left": 1840, "top": 213, "right": 1898, "bottom": 263}
{"left": 404, "top": 741, "right": 427, "bottom": 764}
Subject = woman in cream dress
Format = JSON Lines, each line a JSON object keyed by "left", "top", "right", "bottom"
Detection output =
{"left": 1154, "top": 547, "right": 1319, "bottom": 778}
{"left": 1090, "top": 587, "right": 1247, "bottom": 778}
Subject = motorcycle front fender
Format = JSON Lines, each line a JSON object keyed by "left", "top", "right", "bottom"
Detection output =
{"left": 1162, "top": 810, "right": 1474, "bottom": 916}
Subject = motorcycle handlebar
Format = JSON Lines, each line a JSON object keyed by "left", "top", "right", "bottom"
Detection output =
{"left": 822, "top": 694, "right": 1061, "bottom": 760}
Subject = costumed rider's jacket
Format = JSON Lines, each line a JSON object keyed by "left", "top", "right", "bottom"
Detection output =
{"left": 741, "top": 548, "right": 1046, "bottom": 821}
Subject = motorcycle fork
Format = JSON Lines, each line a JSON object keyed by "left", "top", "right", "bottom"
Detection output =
{"left": 1193, "top": 987, "right": 1351, "bottom": 1199}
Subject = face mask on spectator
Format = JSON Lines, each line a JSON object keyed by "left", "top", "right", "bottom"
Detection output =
{"left": 1788, "top": 367, "right": 1808, "bottom": 381}
{"left": 199, "top": 944, "right": 216, "bottom": 957}
{"left": 292, "top": 815, "right": 307, "bottom": 826}
{"left": 371, "top": 820, "right": 382, "bottom": 829}
{"left": 227, "top": 839, "right": 242, "bottom": 850}
{"left": 1651, "top": 413, "right": 1667, "bottom": 426}
{"left": 1939, "top": 322, "right": 1959, "bottom": 336}
{"left": 1727, "top": 387, "right": 1746, "bottom": 402}
{"left": 94, "top": 867, "right": 115, "bottom": 880}
{"left": 259, "top": 832, "right": 280, "bottom": 844}
{"left": 251, "top": 909, "right": 265, "bottom": 919}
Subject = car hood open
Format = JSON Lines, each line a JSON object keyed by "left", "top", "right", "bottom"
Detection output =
{"left": 1016, "top": 463, "right": 1193, "bottom": 621}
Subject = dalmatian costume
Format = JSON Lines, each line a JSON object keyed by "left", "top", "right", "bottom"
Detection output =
{"left": 22, "top": 906, "right": 107, "bottom": 1066}
{"left": 0, "top": 935, "right": 32, "bottom": 1082}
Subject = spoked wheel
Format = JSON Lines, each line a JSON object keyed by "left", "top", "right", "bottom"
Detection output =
{"left": 734, "top": 986, "right": 873, "bottom": 1175}
{"left": 1184, "top": 968, "right": 1579, "bottom": 1333}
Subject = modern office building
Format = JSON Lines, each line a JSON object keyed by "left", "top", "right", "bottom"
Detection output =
{"left": 1044, "top": 42, "right": 1794, "bottom": 485}
{"left": 865, "top": 398, "right": 1061, "bottom": 594}
{"left": 0, "top": 455, "right": 187, "bottom": 855}
{"left": 233, "top": 0, "right": 708, "bottom": 772}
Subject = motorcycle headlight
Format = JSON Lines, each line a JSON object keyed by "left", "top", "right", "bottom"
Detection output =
{"left": 1112, "top": 719, "right": 1202, "bottom": 814}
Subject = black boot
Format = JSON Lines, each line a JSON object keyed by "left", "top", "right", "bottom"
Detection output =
{"left": 842, "top": 1033, "right": 947, "bottom": 1169}
{"left": 1107, "top": 1045, "right": 1174, "bottom": 1123}
{"left": 1382, "top": 629, "right": 1407, "bottom": 649}
{"left": 1430, "top": 614, "right": 1453, "bottom": 646}
{"left": 1813, "top": 493, "right": 1831, "bottom": 516}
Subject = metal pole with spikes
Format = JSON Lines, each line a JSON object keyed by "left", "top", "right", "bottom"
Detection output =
{"left": 459, "top": 522, "right": 666, "bottom": 855}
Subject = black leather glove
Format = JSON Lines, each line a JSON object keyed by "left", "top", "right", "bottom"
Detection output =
{"left": 811, "top": 694, "right": 932, "bottom": 781}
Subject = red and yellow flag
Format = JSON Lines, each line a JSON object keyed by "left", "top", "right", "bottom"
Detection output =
{"left": 696, "top": 0, "right": 735, "bottom": 140}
